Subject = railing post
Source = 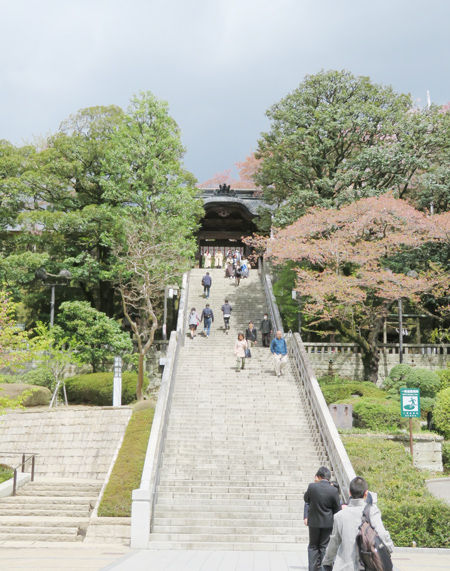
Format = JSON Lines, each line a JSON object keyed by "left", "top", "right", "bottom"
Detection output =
{"left": 31, "top": 455, "right": 35, "bottom": 481}
{"left": 13, "top": 469, "right": 17, "bottom": 496}
{"left": 21, "top": 454, "right": 25, "bottom": 472}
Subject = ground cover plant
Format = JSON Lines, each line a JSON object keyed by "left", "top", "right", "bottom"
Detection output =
{"left": 343, "top": 436, "right": 450, "bottom": 547}
{"left": 98, "top": 403, "right": 154, "bottom": 516}
{"left": 0, "top": 464, "right": 13, "bottom": 484}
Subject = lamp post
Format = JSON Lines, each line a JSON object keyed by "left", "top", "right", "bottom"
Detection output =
{"left": 36, "top": 268, "right": 72, "bottom": 327}
{"left": 163, "top": 285, "right": 179, "bottom": 340}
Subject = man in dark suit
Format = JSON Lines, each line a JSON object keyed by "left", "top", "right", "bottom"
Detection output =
{"left": 304, "top": 466, "right": 341, "bottom": 571}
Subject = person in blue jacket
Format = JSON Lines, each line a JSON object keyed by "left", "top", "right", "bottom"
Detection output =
{"left": 270, "top": 330, "right": 288, "bottom": 376}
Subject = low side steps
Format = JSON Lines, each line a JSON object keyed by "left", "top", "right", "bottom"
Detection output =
{"left": 0, "top": 478, "right": 101, "bottom": 542}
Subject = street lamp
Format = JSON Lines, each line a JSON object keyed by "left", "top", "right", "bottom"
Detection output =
{"left": 36, "top": 268, "right": 72, "bottom": 327}
{"left": 163, "top": 285, "right": 179, "bottom": 340}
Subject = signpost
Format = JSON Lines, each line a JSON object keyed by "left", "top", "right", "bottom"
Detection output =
{"left": 400, "top": 388, "right": 420, "bottom": 458}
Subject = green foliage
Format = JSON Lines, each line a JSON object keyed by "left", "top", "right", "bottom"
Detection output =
{"left": 0, "top": 290, "right": 33, "bottom": 370}
{"left": 19, "top": 367, "right": 54, "bottom": 389}
{"left": 384, "top": 365, "right": 441, "bottom": 399}
{"left": 437, "top": 366, "right": 450, "bottom": 391}
{"left": 64, "top": 372, "right": 138, "bottom": 406}
{"left": 351, "top": 398, "right": 403, "bottom": 431}
{"left": 442, "top": 441, "right": 450, "bottom": 472}
{"left": 0, "top": 383, "right": 51, "bottom": 407}
{"left": 433, "top": 388, "right": 450, "bottom": 439}
{"left": 0, "top": 464, "right": 13, "bottom": 485}
{"left": 255, "top": 70, "right": 448, "bottom": 226}
{"left": 343, "top": 436, "right": 450, "bottom": 547}
{"left": 320, "top": 381, "right": 386, "bottom": 405}
{"left": 56, "top": 301, "right": 132, "bottom": 372}
{"left": 98, "top": 404, "right": 154, "bottom": 516}
{"left": 272, "top": 262, "right": 300, "bottom": 331}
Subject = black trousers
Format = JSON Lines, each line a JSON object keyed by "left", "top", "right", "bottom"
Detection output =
{"left": 262, "top": 332, "right": 271, "bottom": 347}
{"left": 307, "top": 526, "right": 332, "bottom": 571}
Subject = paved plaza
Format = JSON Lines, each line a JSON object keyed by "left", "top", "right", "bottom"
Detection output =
{"left": 0, "top": 544, "right": 449, "bottom": 571}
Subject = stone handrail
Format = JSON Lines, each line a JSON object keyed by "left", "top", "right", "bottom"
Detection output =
{"left": 261, "top": 262, "right": 284, "bottom": 335}
{"left": 130, "top": 271, "right": 190, "bottom": 548}
{"left": 303, "top": 342, "right": 450, "bottom": 355}
{"left": 260, "top": 263, "right": 356, "bottom": 500}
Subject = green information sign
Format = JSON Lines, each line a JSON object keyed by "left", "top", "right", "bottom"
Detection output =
{"left": 400, "top": 388, "right": 421, "bottom": 418}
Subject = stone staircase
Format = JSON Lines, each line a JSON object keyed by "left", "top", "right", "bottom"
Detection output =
{"left": 0, "top": 479, "right": 101, "bottom": 542}
{"left": 149, "top": 268, "right": 325, "bottom": 550}
{"left": 0, "top": 406, "right": 132, "bottom": 542}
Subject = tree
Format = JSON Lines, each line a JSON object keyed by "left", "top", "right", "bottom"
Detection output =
{"left": 117, "top": 216, "right": 197, "bottom": 399}
{"left": 55, "top": 301, "right": 132, "bottom": 372}
{"left": 269, "top": 194, "right": 449, "bottom": 382}
{"left": 255, "top": 70, "right": 448, "bottom": 226}
{"left": 0, "top": 290, "right": 32, "bottom": 370}
{"left": 1, "top": 106, "right": 126, "bottom": 321}
{"left": 102, "top": 91, "right": 202, "bottom": 399}
{"left": 198, "top": 153, "right": 262, "bottom": 190}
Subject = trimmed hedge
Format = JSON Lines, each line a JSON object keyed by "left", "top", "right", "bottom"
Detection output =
{"left": 98, "top": 404, "right": 154, "bottom": 516}
{"left": 65, "top": 372, "right": 138, "bottom": 406}
{"left": 343, "top": 436, "right": 450, "bottom": 547}
{"left": 384, "top": 365, "right": 440, "bottom": 398}
{"left": 437, "top": 366, "right": 450, "bottom": 391}
{"left": 351, "top": 398, "right": 404, "bottom": 431}
{"left": 320, "top": 381, "right": 386, "bottom": 405}
{"left": 433, "top": 387, "right": 450, "bottom": 439}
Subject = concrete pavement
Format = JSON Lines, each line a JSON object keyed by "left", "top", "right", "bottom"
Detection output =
{"left": 0, "top": 543, "right": 449, "bottom": 571}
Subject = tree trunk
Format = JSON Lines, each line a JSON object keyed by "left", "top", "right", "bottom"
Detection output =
{"left": 361, "top": 348, "right": 380, "bottom": 384}
{"left": 137, "top": 352, "right": 145, "bottom": 400}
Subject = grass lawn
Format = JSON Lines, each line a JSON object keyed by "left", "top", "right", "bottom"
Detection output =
{"left": 0, "top": 464, "right": 13, "bottom": 484}
{"left": 343, "top": 436, "right": 450, "bottom": 547}
{"left": 98, "top": 404, "right": 154, "bottom": 517}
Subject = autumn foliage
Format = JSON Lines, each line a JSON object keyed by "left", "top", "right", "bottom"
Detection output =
{"left": 269, "top": 194, "right": 449, "bottom": 381}
{"left": 198, "top": 153, "right": 261, "bottom": 190}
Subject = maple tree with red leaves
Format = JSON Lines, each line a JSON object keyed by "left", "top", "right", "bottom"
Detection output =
{"left": 269, "top": 194, "right": 449, "bottom": 382}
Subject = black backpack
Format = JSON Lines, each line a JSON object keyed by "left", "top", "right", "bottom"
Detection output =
{"left": 356, "top": 499, "right": 393, "bottom": 571}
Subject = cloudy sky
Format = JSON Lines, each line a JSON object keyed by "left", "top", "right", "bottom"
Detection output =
{"left": 1, "top": 0, "right": 449, "bottom": 181}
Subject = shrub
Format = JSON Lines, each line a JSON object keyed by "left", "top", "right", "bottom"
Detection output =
{"left": 443, "top": 441, "right": 450, "bottom": 472}
{"left": 320, "top": 381, "right": 386, "bottom": 405}
{"left": 351, "top": 398, "right": 403, "bottom": 431}
{"left": 384, "top": 366, "right": 440, "bottom": 398}
{"left": 343, "top": 436, "right": 450, "bottom": 547}
{"left": 433, "top": 387, "right": 450, "bottom": 439}
{"left": 0, "top": 383, "right": 51, "bottom": 406}
{"left": 437, "top": 366, "right": 450, "bottom": 391}
{"left": 19, "top": 367, "right": 54, "bottom": 389}
{"left": 65, "top": 372, "right": 138, "bottom": 406}
{"left": 382, "top": 500, "right": 450, "bottom": 548}
{"left": 318, "top": 375, "right": 356, "bottom": 386}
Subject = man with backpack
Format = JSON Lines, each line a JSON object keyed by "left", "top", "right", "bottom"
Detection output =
{"left": 200, "top": 303, "right": 214, "bottom": 337}
{"left": 201, "top": 272, "right": 212, "bottom": 298}
{"left": 322, "top": 476, "right": 394, "bottom": 571}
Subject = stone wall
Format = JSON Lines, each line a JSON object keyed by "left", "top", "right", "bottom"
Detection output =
{"left": 304, "top": 343, "right": 449, "bottom": 384}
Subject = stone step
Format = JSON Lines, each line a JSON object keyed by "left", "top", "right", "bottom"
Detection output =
{"left": 146, "top": 540, "right": 307, "bottom": 551}
{"left": 0, "top": 508, "right": 91, "bottom": 517}
{"left": 0, "top": 496, "right": 96, "bottom": 505}
{"left": 148, "top": 532, "right": 307, "bottom": 543}
{"left": 156, "top": 498, "right": 304, "bottom": 508}
{"left": 0, "top": 532, "right": 83, "bottom": 542}
{"left": 153, "top": 516, "right": 305, "bottom": 526}
{"left": 152, "top": 524, "right": 306, "bottom": 535}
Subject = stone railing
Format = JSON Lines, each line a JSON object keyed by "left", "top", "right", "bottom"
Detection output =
{"left": 304, "top": 343, "right": 449, "bottom": 383}
{"left": 260, "top": 263, "right": 356, "bottom": 500}
{"left": 130, "top": 271, "right": 190, "bottom": 548}
{"left": 303, "top": 342, "right": 450, "bottom": 355}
